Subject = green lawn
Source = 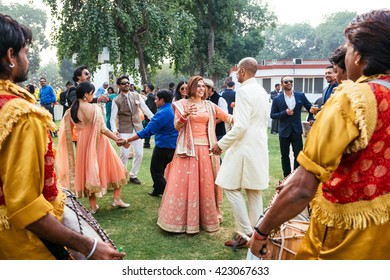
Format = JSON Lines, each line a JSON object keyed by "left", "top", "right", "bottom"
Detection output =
{"left": 54, "top": 123, "right": 287, "bottom": 260}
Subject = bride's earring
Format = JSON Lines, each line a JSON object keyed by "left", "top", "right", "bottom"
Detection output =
{"left": 9, "top": 63, "right": 15, "bottom": 68}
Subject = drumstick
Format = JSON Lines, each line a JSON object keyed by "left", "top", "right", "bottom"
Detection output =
{"left": 237, "top": 231, "right": 268, "bottom": 257}
{"left": 231, "top": 231, "right": 250, "bottom": 253}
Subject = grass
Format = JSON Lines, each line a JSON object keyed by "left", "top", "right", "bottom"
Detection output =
{"left": 54, "top": 122, "right": 288, "bottom": 260}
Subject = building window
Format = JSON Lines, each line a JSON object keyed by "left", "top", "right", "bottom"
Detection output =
{"left": 263, "top": 78, "right": 271, "bottom": 93}
{"left": 304, "top": 78, "right": 313, "bottom": 93}
{"left": 294, "top": 77, "right": 323, "bottom": 94}
{"left": 294, "top": 78, "right": 303, "bottom": 92}
{"left": 314, "top": 78, "right": 323, "bottom": 94}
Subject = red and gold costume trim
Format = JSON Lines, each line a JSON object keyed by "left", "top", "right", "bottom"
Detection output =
{"left": 0, "top": 79, "right": 58, "bottom": 230}
{"left": 312, "top": 75, "right": 390, "bottom": 230}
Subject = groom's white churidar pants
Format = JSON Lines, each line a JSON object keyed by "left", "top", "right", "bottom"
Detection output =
{"left": 224, "top": 189, "right": 263, "bottom": 235}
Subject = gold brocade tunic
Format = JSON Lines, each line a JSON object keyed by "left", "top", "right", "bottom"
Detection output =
{"left": 296, "top": 75, "right": 390, "bottom": 259}
{"left": 0, "top": 80, "right": 64, "bottom": 260}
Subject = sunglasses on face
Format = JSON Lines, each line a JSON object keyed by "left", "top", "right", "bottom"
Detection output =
{"left": 283, "top": 80, "right": 293, "bottom": 84}
{"left": 180, "top": 87, "right": 186, "bottom": 91}
{"left": 120, "top": 81, "right": 130, "bottom": 85}
{"left": 83, "top": 72, "right": 91, "bottom": 76}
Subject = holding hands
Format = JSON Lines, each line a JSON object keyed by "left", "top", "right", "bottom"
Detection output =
{"left": 211, "top": 143, "right": 222, "bottom": 155}
{"left": 97, "top": 95, "right": 109, "bottom": 103}
{"left": 115, "top": 132, "right": 138, "bottom": 149}
{"left": 116, "top": 138, "right": 127, "bottom": 146}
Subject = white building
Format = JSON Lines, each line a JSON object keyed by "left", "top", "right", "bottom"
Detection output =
{"left": 91, "top": 63, "right": 139, "bottom": 90}
{"left": 229, "top": 58, "right": 332, "bottom": 103}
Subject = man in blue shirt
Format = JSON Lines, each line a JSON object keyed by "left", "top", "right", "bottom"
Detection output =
{"left": 39, "top": 77, "right": 57, "bottom": 136}
{"left": 124, "top": 89, "right": 178, "bottom": 197}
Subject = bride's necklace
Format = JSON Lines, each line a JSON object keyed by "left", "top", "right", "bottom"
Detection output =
{"left": 189, "top": 99, "right": 205, "bottom": 112}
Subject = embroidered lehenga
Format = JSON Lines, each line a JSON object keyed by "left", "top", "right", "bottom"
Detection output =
{"left": 157, "top": 99, "right": 232, "bottom": 234}
{"left": 56, "top": 105, "right": 128, "bottom": 198}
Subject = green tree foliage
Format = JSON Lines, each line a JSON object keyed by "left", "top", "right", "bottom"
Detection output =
{"left": 38, "top": 61, "right": 64, "bottom": 90}
{"left": 151, "top": 63, "right": 187, "bottom": 89}
{"left": 314, "top": 11, "right": 357, "bottom": 58}
{"left": 59, "top": 59, "right": 74, "bottom": 84}
{"left": 0, "top": 1, "right": 49, "bottom": 74}
{"left": 182, "top": 0, "right": 275, "bottom": 81}
{"left": 44, "top": 0, "right": 196, "bottom": 85}
{"left": 257, "top": 23, "right": 316, "bottom": 60}
{"left": 257, "top": 11, "right": 357, "bottom": 61}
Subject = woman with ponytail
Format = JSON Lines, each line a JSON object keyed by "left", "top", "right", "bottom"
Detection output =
{"left": 56, "top": 81, "right": 130, "bottom": 213}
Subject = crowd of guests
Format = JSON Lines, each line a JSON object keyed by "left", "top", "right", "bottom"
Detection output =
{"left": 1, "top": 9, "right": 390, "bottom": 260}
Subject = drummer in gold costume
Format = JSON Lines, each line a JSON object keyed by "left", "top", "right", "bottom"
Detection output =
{"left": 0, "top": 13, "right": 124, "bottom": 260}
{"left": 249, "top": 9, "right": 390, "bottom": 260}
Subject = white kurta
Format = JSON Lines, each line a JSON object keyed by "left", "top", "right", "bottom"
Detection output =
{"left": 216, "top": 77, "right": 269, "bottom": 190}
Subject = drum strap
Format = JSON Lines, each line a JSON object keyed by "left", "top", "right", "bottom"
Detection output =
{"left": 39, "top": 237, "right": 72, "bottom": 260}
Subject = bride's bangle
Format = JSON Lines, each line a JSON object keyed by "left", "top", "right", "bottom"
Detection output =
{"left": 179, "top": 116, "right": 188, "bottom": 124}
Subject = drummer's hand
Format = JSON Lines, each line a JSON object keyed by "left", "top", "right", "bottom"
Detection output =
{"left": 90, "top": 241, "right": 126, "bottom": 260}
{"left": 248, "top": 234, "right": 270, "bottom": 259}
{"left": 276, "top": 184, "right": 284, "bottom": 192}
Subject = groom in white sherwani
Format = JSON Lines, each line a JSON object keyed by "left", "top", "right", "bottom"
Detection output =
{"left": 211, "top": 57, "right": 269, "bottom": 248}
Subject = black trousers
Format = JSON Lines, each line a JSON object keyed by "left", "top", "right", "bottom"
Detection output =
{"left": 150, "top": 146, "right": 175, "bottom": 194}
{"left": 42, "top": 103, "right": 55, "bottom": 122}
{"left": 42, "top": 103, "right": 57, "bottom": 136}
{"left": 143, "top": 119, "right": 151, "bottom": 146}
{"left": 271, "top": 119, "right": 279, "bottom": 133}
{"left": 279, "top": 132, "right": 303, "bottom": 178}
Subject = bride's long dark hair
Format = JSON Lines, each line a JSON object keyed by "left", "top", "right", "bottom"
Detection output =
{"left": 70, "top": 81, "right": 95, "bottom": 123}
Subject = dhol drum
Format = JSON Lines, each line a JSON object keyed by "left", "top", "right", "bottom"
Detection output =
{"left": 262, "top": 219, "right": 309, "bottom": 260}
{"left": 61, "top": 188, "right": 116, "bottom": 259}
{"left": 260, "top": 171, "right": 311, "bottom": 260}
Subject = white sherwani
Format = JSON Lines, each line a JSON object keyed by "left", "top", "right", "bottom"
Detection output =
{"left": 216, "top": 77, "right": 269, "bottom": 190}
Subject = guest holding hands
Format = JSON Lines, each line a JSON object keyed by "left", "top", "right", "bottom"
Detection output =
{"left": 124, "top": 89, "right": 178, "bottom": 197}
{"left": 56, "top": 81, "right": 130, "bottom": 214}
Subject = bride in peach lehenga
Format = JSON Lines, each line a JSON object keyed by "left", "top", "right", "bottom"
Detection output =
{"left": 56, "top": 81, "right": 129, "bottom": 214}
{"left": 157, "top": 76, "right": 233, "bottom": 234}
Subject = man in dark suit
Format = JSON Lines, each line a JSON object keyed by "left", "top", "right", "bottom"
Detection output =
{"left": 270, "top": 76, "right": 313, "bottom": 178}
{"left": 307, "top": 65, "right": 338, "bottom": 121}
{"left": 144, "top": 83, "right": 157, "bottom": 148}
{"left": 59, "top": 81, "right": 73, "bottom": 117}
{"left": 222, "top": 81, "right": 236, "bottom": 132}
{"left": 323, "top": 65, "right": 338, "bottom": 104}
{"left": 222, "top": 81, "right": 236, "bottom": 115}
{"left": 270, "top": 83, "right": 281, "bottom": 134}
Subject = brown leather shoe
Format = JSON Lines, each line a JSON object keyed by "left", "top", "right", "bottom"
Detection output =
{"left": 224, "top": 235, "right": 248, "bottom": 249}
{"left": 129, "top": 177, "right": 141, "bottom": 184}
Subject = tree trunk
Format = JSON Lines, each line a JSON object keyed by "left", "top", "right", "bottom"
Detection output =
{"left": 133, "top": 33, "right": 148, "bottom": 85}
{"left": 208, "top": 16, "right": 216, "bottom": 82}
{"left": 208, "top": 24, "right": 215, "bottom": 65}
